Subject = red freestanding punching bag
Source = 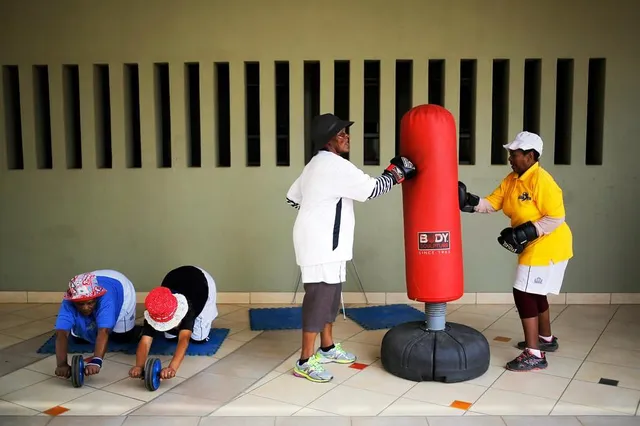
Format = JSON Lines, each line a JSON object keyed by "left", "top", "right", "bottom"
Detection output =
{"left": 399, "top": 104, "right": 463, "bottom": 303}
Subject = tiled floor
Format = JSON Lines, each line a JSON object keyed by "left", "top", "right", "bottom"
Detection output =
{"left": 1, "top": 301, "right": 640, "bottom": 425}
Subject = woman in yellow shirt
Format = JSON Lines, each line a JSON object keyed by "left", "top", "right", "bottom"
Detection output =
{"left": 459, "top": 131, "right": 573, "bottom": 372}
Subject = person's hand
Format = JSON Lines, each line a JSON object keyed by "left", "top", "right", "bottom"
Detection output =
{"left": 129, "top": 366, "right": 143, "bottom": 378}
{"left": 84, "top": 357, "right": 102, "bottom": 376}
{"left": 55, "top": 364, "right": 71, "bottom": 378}
{"left": 160, "top": 366, "right": 176, "bottom": 380}
{"left": 384, "top": 156, "right": 417, "bottom": 184}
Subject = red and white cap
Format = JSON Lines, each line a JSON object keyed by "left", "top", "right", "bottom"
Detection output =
{"left": 63, "top": 273, "right": 107, "bottom": 302}
{"left": 144, "top": 287, "right": 188, "bottom": 332}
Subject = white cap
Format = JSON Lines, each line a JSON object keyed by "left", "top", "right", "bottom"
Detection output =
{"left": 503, "top": 131, "right": 543, "bottom": 156}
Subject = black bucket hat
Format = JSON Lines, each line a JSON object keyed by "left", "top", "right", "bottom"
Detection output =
{"left": 310, "top": 113, "right": 354, "bottom": 151}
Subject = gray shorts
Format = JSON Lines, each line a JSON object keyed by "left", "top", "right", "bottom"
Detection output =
{"left": 302, "top": 282, "right": 342, "bottom": 332}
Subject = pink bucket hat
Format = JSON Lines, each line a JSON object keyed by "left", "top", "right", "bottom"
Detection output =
{"left": 63, "top": 273, "right": 107, "bottom": 302}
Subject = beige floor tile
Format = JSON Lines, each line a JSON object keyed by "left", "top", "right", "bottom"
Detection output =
{"left": 13, "top": 304, "right": 60, "bottom": 320}
{"left": 482, "top": 327, "right": 523, "bottom": 350}
{"left": 402, "top": 381, "right": 488, "bottom": 407}
{"left": 217, "top": 304, "right": 247, "bottom": 316}
{"left": 0, "top": 400, "right": 41, "bottom": 415}
{"left": 559, "top": 379, "right": 640, "bottom": 415}
{"left": 552, "top": 315, "right": 611, "bottom": 333}
{"left": 130, "top": 392, "right": 222, "bottom": 416}
{"left": 352, "top": 417, "right": 429, "bottom": 426}
{"left": 227, "top": 329, "right": 263, "bottom": 342}
{"left": 0, "top": 333, "right": 23, "bottom": 349}
{"left": 502, "top": 415, "right": 582, "bottom": 425}
{"left": 170, "top": 372, "right": 254, "bottom": 402}
{"left": 48, "top": 415, "right": 127, "bottom": 426}
{"left": 574, "top": 361, "right": 640, "bottom": 391}
{"left": 0, "top": 368, "right": 51, "bottom": 397}
{"left": 0, "top": 303, "right": 36, "bottom": 314}
{"left": 597, "top": 324, "right": 640, "bottom": 352}
{"left": 249, "top": 373, "right": 336, "bottom": 406}
{"left": 292, "top": 407, "right": 339, "bottom": 416}
{"left": 204, "top": 353, "right": 280, "bottom": 380}
{"left": 122, "top": 416, "right": 201, "bottom": 426}
{"left": 491, "top": 370, "right": 571, "bottom": 399}
{"left": 346, "top": 329, "right": 388, "bottom": 346}
{"left": 307, "top": 384, "right": 397, "bottom": 416}
{"left": 457, "top": 304, "right": 514, "bottom": 317}
{"left": 533, "top": 354, "right": 583, "bottom": 379}
{"left": 334, "top": 341, "right": 380, "bottom": 364}
{"left": 213, "top": 317, "right": 250, "bottom": 337}
{"left": 611, "top": 306, "right": 640, "bottom": 325}
{"left": 548, "top": 324, "right": 602, "bottom": 345}
{"left": 200, "top": 417, "right": 276, "bottom": 426}
{"left": 471, "top": 388, "right": 557, "bottom": 415}
{"left": 378, "top": 398, "right": 464, "bottom": 416}
{"left": 210, "top": 394, "right": 302, "bottom": 416}
{"left": 340, "top": 363, "right": 417, "bottom": 396}
{"left": 60, "top": 389, "right": 143, "bottom": 415}
{"left": 489, "top": 346, "right": 523, "bottom": 368}
{"left": 485, "top": 317, "right": 524, "bottom": 333}
{"left": 244, "top": 371, "right": 283, "bottom": 393}
{"left": 102, "top": 375, "right": 186, "bottom": 402}
{"left": 220, "top": 309, "right": 250, "bottom": 324}
{"left": 578, "top": 415, "right": 640, "bottom": 425}
{"left": 550, "top": 401, "right": 629, "bottom": 416}
{"left": 232, "top": 337, "right": 300, "bottom": 360}
{"left": 0, "top": 315, "right": 34, "bottom": 331}
{"left": 587, "top": 343, "right": 640, "bottom": 369}
{"left": 78, "top": 360, "right": 135, "bottom": 389}
{"left": 446, "top": 312, "right": 499, "bottom": 331}
{"left": 2, "top": 376, "right": 95, "bottom": 411}
{"left": 1, "top": 320, "right": 54, "bottom": 340}
{"left": 548, "top": 338, "right": 594, "bottom": 361}
{"left": 174, "top": 356, "right": 219, "bottom": 378}
{"left": 212, "top": 338, "right": 246, "bottom": 358}
{"left": 465, "top": 365, "right": 506, "bottom": 387}
{"left": 332, "top": 320, "right": 366, "bottom": 340}
{"left": 275, "top": 415, "right": 351, "bottom": 426}
{"left": 429, "top": 416, "right": 507, "bottom": 425}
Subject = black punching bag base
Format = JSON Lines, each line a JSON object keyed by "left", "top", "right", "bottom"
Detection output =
{"left": 380, "top": 321, "right": 490, "bottom": 383}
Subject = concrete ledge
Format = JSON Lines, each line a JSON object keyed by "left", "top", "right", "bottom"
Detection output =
{"left": 1, "top": 291, "right": 638, "bottom": 304}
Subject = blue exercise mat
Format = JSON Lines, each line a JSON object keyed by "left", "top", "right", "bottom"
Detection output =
{"left": 343, "top": 304, "right": 425, "bottom": 330}
{"left": 249, "top": 306, "right": 302, "bottom": 331}
{"left": 36, "top": 328, "right": 230, "bottom": 356}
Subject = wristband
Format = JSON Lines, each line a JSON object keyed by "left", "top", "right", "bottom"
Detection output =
{"left": 86, "top": 357, "right": 103, "bottom": 368}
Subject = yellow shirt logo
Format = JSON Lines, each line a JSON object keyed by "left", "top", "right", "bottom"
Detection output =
{"left": 485, "top": 162, "right": 573, "bottom": 266}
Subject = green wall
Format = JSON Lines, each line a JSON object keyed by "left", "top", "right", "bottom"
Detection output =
{"left": 0, "top": 0, "right": 638, "bottom": 293}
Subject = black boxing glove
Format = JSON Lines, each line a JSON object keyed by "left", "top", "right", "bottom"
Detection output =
{"left": 383, "top": 156, "right": 417, "bottom": 184}
{"left": 497, "top": 221, "right": 538, "bottom": 254}
{"left": 458, "top": 181, "right": 480, "bottom": 213}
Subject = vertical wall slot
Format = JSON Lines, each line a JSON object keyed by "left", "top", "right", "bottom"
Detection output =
{"left": 215, "top": 62, "right": 231, "bottom": 167}
{"left": 124, "top": 64, "right": 142, "bottom": 168}
{"left": 395, "top": 60, "right": 413, "bottom": 156}
{"left": 303, "top": 61, "right": 320, "bottom": 164}
{"left": 491, "top": 59, "right": 510, "bottom": 165}
{"left": 363, "top": 60, "right": 380, "bottom": 165}
{"left": 275, "top": 61, "right": 290, "bottom": 166}
{"left": 245, "top": 62, "right": 261, "bottom": 167}
{"left": 458, "top": 59, "right": 476, "bottom": 165}
{"left": 63, "top": 65, "right": 82, "bottom": 169}
{"left": 554, "top": 59, "right": 574, "bottom": 165}
{"left": 3, "top": 65, "right": 24, "bottom": 170}
{"left": 428, "top": 59, "right": 445, "bottom": 106}
{"left": 334, "top": 60, "right": 350, "bottom": 160}
{"left": 585, "top": 58, "right": 606, "bottom": 165}
{"left": 186, "top": 62, "right": 201, "bottom": 167}
{"left": 33, "top": 65, "right": 52, "bottom": 169}
{"left": 94, "top": 64, "right": 112, "bottom": 169}
{"left": 154, "top": 63, "right": 171, "bottom": 168}
{"left": 523, "top": 59, "right": 541, "bottom": 135}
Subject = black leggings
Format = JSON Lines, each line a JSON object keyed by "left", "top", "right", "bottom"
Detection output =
{"left": 513, "top": 288, "right": 549, "bottom": 319}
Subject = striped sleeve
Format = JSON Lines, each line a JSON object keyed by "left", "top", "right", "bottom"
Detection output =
{"left": 286, "top": 197, "right": 300, "bottom": 209}
{"left": 368, "top": 174, "right": 395, "bottom": 200}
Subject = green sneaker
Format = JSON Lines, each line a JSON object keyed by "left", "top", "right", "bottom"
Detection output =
{"left": 293, "top": 354, "right": 333, "bottom": 383}
{"left": 316, "top": 342, "right": 356, "bottom": 364}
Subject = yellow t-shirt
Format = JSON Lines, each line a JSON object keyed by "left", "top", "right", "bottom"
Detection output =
{"left": 485, "top": 162, "right": 573, "bottom": 266}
